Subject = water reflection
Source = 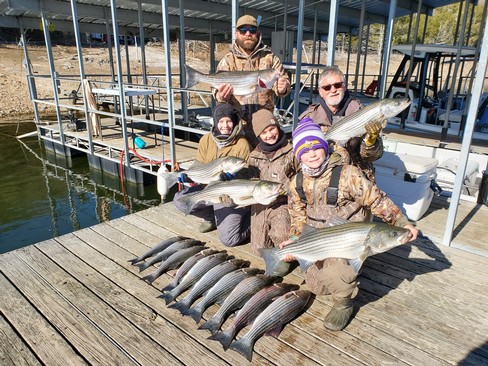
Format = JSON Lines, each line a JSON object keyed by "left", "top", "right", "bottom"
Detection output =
{"left": 0, "top": 120, "right": 162, "bottom": 253}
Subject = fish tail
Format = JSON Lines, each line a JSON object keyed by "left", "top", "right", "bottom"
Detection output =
{"left": 136, "top": 262, "right": 149, "bottom": 272}
{"left": 259, "top": 247, "right": 281, "bottom": 275}
{"left": 185, "top": 65, "right": 201, "bottom": 88}
{"left": 198, "top": 315, "right": 223, "bottom": 334}
{"left": 168, "top": 299, "right": 190, "bottom": 314}
{"left": 207, "top": 328, "right": 235, "bottom": 350}
{"left": 161, "top": 282, "right": 176, "bottom": 293}
{"left": 158, "top": 291, "right": 176, "bottom": 305}
{"left": 128, "top": 257, "right": 142, "bottom": 265}
{"left": 228, "top": 337, "right": 255, "bottom": 362}
{"left": 186, "top": 305, "right": 204, "bottom": 323}
{"left": 140, "top": 272, "right": 157, "bottom": 284}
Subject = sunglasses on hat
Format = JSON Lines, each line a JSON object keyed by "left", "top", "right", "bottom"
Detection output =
{"left": 321, "top": 82, "right": 345, "bottom": 91}
{"left": 238, "top": 27, "right": 258, "bottom": 35}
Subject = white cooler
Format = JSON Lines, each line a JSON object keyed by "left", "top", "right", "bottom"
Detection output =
{"left": 373, "top": 152, "right": 438, "bottom": 221}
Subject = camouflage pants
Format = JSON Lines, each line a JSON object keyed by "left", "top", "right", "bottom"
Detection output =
{"left": 250, "top": 202, "right": 290, "bottom": 256}
{"left": 304, "top": 258, "right": 357, "bottom": 300}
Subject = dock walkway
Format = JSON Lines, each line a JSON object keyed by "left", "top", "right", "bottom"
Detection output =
{"left": 1, "top": 201, "right": 487, "bottom": 365}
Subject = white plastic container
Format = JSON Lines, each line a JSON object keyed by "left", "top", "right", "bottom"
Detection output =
{"left": 373, "top": 152, "right": 439, "bottom": 221}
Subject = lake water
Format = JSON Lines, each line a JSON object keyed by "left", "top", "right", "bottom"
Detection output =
{"left": 0, "top": 119, "right": 164, "bottom": 254}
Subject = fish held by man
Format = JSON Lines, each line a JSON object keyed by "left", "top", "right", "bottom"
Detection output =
{"left": 228, "top": 290, "right": 312, "bottom": 362}
{"left": 128, "top": 235, "right": 190, "bottom": 265}
{"left": 324, "top": 98, "right": 411, "bottom": 143}
{"left": 158, "top": 156, "right": 247, "bottom": 190}
{"left": 260, "top": 222, "right": 411, "bottom": 275}
{"left": 185, "top": 65, "right": 280, "bottom": 96}
{"left": 176, "top": 179, "right": 283, "bottom": 215}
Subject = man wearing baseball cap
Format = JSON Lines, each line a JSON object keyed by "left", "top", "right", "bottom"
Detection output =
{"left": 214, "top": 14, "right": 291, "bottom": 146}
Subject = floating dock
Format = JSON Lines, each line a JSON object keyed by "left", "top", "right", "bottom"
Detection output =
{"left": 1, "top": 199, "right": 487, "bottom": 365}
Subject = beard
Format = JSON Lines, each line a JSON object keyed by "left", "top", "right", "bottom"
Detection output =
{"left": 236, "top": 36, "right": 258, "bottom": 52}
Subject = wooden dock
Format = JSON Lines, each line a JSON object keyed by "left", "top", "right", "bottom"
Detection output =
{"left": 1, "top": 200, "right": 487, "bottom": 365}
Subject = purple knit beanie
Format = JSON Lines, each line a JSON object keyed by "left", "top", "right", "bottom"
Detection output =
{"left": 292, "top": 117, "right": 329, "bottom": 161}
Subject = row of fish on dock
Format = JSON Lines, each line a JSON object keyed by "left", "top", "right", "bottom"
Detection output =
{"left": 129, "top": 236, "right": 311, "bottom": 361}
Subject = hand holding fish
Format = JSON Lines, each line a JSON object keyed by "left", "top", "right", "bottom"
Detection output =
{"left": 216, "top": 83, "right": 233, "bottom": 102}
{"left": 278, "top": 237, "right": 297, "bottom": 262}
{"left": 277, "top": 76, "right": 289, "bottom": 95}
{"left": 403, "top": 224, "right": 419, "bottom": 242}
{"left": 363, "top": 119, "right": 384, "bottom": 146}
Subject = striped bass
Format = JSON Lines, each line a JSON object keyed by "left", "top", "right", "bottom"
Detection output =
{"left": 161, "top": 248, "right": 223, "bottom": 293}
{"left": 159, "top": 156, "right": 246, "bottom": 190}
{"left": 168, "top": 258, "right": 248, "bottom": 314}
{"left": 208, "top": 283, "right": 299, "bottom": 350}
{"left": 140, "top": 246, "right": 207, "bottom": 284}
{"left": 198, "top": 274, "right": 281, "bottom": 334}
{"left": 136, "top": 238, "right": 205, "bottom": 272}
{"left": 324, "top": 98, "right": 411, "bottom": 142}
{"left": 185, "top": 65, "right": 280, "bottom": 96}
{"left": 185, "top": 267, "right": 261, "bottom": 323}
{"left": 158, "top": 252, "right": 230, "bottom": 304}
{"left": 228, "top": 290, "right": 312, "bottom": 362}
{"left": 128, "top": 236, "right": 190, "bottom": 265}
{"left": 260, "top": 222, "right": 411, "bottom": 275}
{"left": 177, "top": 179, "right": 283, "bottom": 215}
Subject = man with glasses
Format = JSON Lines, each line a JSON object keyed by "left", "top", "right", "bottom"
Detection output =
{"left": 299, "top": 65, "right": 384, "bottom": 182}
{"left": 214, "top": 15, "right": 291, "bottom": 145}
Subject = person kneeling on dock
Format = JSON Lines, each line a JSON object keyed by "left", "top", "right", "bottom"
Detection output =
{"left": 279, "top": 117, "right": 418, "bottom": 331}
{"left": 173, "top": 102, "right": 252, "bottom": 246}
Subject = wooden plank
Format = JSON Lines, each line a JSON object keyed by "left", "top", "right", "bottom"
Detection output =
{"left": 71, "top": 227, "right": 331, "bottom": 365}
{"left": 0, "top": 314, "right": 42, "bottom": 366}
{"left": 0, "top": 248, "right": 177, "bottom": 366}
{"left": 40, "top": 235, "right": 232, "bottom": 366}
{"left": 0, "top": 269, "right": 89, "bottom": 366}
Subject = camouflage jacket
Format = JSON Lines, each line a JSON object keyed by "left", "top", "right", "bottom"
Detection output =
{"left": 299, "top": 97, "right": 383, "bottom": 181}
{"left": 288, "top": 152, "right": 410, "bottom": 237}
{"left": 195, "top": 133, "right": 251, "bottom": 164}
{"left": 215, "top": 38, "right": 291, "bottom": 123}
{"left": 248, "top": 139, "right": 299, "bottom": 194}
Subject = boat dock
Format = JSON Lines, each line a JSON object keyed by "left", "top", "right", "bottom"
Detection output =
{"left": 1, "top": 200, "right": 487, "bottom": 365}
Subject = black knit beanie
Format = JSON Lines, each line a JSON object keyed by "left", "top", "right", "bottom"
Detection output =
{"left": 213, "top": 103, "right": 239, "bottom": 127}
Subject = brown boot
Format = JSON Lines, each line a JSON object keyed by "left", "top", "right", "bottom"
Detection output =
{"left": 323, "top": 298, "right": 354, "bottom": 331}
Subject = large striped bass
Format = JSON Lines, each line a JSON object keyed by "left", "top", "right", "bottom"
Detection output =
{"left": 185, "top": 65, "right": 280, "bottom": 96}
{"left": 176, "top": 179, "right": 283, "bottom": 215}
{"left": 168, "top": 258, "right": 248, "bottom": 314}
{"left": 128, "top": 236, "right": 190, "bottom": 265}
{"left": 198, "top": 274, "right": 281, "bottom": 334}
{"left": 228, "top": 290, "right": 312, "bottom": 362}
{"left": 185, "top": 267, "right": 261, "bottom": 323}
{"left": 136, "top": 238, "right": 205, "bottom": 272}
{"left": 159, "top": 156, "right": 246, "bottom": 190}
{"left": 208, "top": 283, "right": 299, "bottom": 350}
{"left": 260, "top": 222, "right": 411, "bottom": 275}
{"left": 161, "top": 248, "right": 223, "bottom": 293}
{"left": 324, "top": 98, "right": 411, "bottom": 142}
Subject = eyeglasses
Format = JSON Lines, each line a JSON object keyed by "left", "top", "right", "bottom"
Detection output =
{"left": 321, "top": 82, "right": 345, "bottom": 91}
{"left": 238, "top": 27, "right": 258, "bottom": 35}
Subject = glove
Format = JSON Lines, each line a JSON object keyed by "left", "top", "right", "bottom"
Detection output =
{"left": 219, "top": 172, "right": 236, "bottom": 181}
{"left": 364, "top": 119, "right": 384, "bottom": 146}
{"left": 218, "top": 194, "right": 236, "bottom": 207}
